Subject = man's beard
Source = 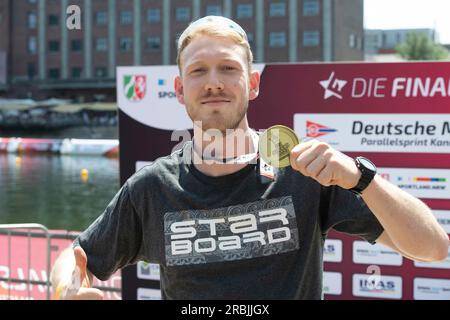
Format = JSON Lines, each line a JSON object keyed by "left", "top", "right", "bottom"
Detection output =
{"left": 201, "top": 106, "right": 247, "bottom": 134}
{"left": 186, "top": 97, "right": 248, "bottom": 134}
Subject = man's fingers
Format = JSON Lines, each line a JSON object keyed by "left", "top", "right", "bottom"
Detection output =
{"left": 316, "top": 165, "right": 334, "bottom": 186}
{"left": 305, "top": 156, "right": 327, "bottom": 178}
{"left": 290, "top": 141, "right": 330, "bottom": 174}
{"left": 72, "top": 287, "right": 104, "bottom": 300}
{"left": 290, "top": 140, "right": 314, "bottom": 157}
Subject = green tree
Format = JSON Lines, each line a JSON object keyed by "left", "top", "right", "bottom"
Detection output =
{"left": 396, "top": 32, "right": 449, "bottom": 60}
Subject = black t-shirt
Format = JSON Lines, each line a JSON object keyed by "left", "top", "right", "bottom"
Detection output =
{"left": 75, "top": 141, "right": 384, "bottom": 299}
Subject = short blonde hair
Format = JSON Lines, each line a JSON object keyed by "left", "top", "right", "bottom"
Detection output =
{"left": 176, "top": 16, "right": 254, "bottom": 74}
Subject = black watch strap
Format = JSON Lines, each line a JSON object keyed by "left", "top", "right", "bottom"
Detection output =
{"left": 349, "top": 157, "right": 376, "bottom": 195}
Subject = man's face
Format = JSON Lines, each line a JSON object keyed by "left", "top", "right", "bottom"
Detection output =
{"left": 175, "top": 35, "right": 260, "bottom": 133}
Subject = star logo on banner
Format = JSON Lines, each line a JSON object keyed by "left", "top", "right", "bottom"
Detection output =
{"left": 319, "top": 72, "right": 348, "bottom": 100}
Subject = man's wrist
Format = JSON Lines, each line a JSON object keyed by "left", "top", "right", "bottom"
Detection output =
{"left": 349, "top": 157, "right": 377, "bottom": 195}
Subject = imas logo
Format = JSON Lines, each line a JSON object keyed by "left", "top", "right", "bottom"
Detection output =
{"left": 353, "top": 274, "right": 402, "bottom": 299}
{"left": 306, "top": 121, "right": 337, "bottom": 138}
{"left": 124, "top": 75, "right": 146, "bottom": 102}
{"left": 360, "top": 279, "right": 396, "bottom": 293}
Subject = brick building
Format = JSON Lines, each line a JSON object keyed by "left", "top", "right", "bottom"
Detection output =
{"left": 0, "top": 0, "right": 364, "bottom": 101}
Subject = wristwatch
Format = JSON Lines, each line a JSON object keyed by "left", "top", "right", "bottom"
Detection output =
{"left": 349, "top": 156, "right": 377, "bottom": 195}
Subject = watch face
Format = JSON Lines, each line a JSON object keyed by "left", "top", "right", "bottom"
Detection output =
{"left": 359, "top": 157, "right": 376, "bottom": 172}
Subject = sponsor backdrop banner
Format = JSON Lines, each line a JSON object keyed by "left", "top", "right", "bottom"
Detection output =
{"left": 117, "top": 62, "right": 450, "bottom": 300}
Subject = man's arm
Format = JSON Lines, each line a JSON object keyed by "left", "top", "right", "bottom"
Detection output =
{"left": 363, "top": 175, "right": 449, "bottom": 262}
{"left": 290, "top": 139, "right": 449, "bottom": 262}
{"left": 50, "top": 246, "right": 104, "bottom": 300}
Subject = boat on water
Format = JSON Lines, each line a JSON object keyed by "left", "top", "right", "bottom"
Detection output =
{"left": 0, "top": 137, "right": 119, "bottom": 157}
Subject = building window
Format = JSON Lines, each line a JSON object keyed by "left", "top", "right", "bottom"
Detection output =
{"left": 303, "top": 31, "right": 320, "bottom": 46}
{"left": 120, "top": 11, "right": 132, "bottom": 25}
{"left": 71, "top": 39, "right": 82, "bottom": 52}
{"left": 48, "top": 40, "right": 60, "bottom": 52}
{"left": 146, "top": 37, "right": 161, "bottom": 50}
{"left": 71, "top": 67, "right": 82, "bottom": 79}
{"left": 206, "top": 5, "right": 222, "bottom": 16}
{"left": 303, "top": 0, "right": 320, "bottom": 16}
{"left": 269, "top": 3, "right": 286, "bottom": 17}
{"left": 119, "top": 38, "right": 132, "bottom": 51}
{"left": 382, "top": 33, "right": 387, "bottom": 47}
{"left": 27, "top": 63, "right": 36, "bottom": 80}
{"left": 95, "top": 67, "right": 107, "bottom": 78}
{"left": 176, "top": 7, "right": 190, "bottom": 22}
{"left": 48, "top": 14, "right": 59, "bottom": 26}
{"left": 269, "top": 32, "right": 286, "bottom": 47}
{"left": 237, "top": 4, "right": 253, "bottom": 19}
{"left": 28, "top": 12, "right": 37, "bottom": 29}
{"left": 147, "top": 8, "right": 160, "bottom": 23}
{"left": 96, "top": 38, "right": 107, "bottom": 51}
{"left": 48, "top": 68, "right": 60, "bottom": 79}
{"left": 28, "top": 37, "right": 37, "bottom": 54}
{"left": 349, "top": 34, "right": 356, "bottom": 48}
{"left": 96, "top": 11, "right": 107, "bottom": 25}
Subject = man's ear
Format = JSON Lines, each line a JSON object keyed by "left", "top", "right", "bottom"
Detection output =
{"left": 174, "top": 76, "right": 185, "bottom": 105}
{"left": 249, "top": 70, "right": 260, "bottom": 101}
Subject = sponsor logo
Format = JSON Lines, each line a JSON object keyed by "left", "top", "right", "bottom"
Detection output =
{"left": 306, "top": 121, "right": 337, "bottom": 138}
{"left": 323, "top": 239, "right": 342, "bottom": 263}
{"left": 123, "top": 75, "right": 146, "bottom": 101}
{"left": 137, "top": 288, "right": 162, "bottom": 300}
{"left": 353, "top": 241, "right": 403, "bottom": 266}
{"left": 353, "top": 274, "right": 402, "bottom": 299}
{"left": 164, "top": 197, "right": 299, "bottom": 266}
{"left": 414, "top": 278, "right": 450, "bottom": 300}
{"left": 319, "top": 74, "right": 450, "bottom": 100}
{"left": 433, "top": 210, "right": 450, "bottom": 233}
{"left": 323, "top": 272, "right": 342, "bottom": 295}
{"left": 158, "top": 91, "right": 177, "bottom": 98}
{"left": 319, "top": 72, "right": 347, "bottom": 100}
{"left": 294, "top": 114, "right": 450, "bottom": 153}
{"left": 352, "top": 76, "right": 450, "bottom": 99}
{"left": 137, "top": 261, "right": 160, "bottom": 280}
{"left": 378, "top": 168, "right": 450, "bottom": 200}
{"left": 157, "top": 77, "right": 176, "bottom": 99}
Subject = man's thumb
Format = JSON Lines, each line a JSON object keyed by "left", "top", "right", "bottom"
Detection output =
{"left": 73, "top": 246, "right": 87, "bottom": 279}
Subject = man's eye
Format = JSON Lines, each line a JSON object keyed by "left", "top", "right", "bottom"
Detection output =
{"left": 191, "top": 68, "right": 205, "bottom": 73}
{"left": 223, "top": 66, "right": 235, "bottom": 71}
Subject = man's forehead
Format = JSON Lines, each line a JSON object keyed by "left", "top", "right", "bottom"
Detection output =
{"left": 183, "top": 37, "right": 246, "bottom": 65}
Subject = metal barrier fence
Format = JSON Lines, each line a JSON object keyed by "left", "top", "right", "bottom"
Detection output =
{"left": 0, "top": 224, "right": 51, "bottom": 300}
{"left": 0, "top": 223, "right": 121, "bottom": 300}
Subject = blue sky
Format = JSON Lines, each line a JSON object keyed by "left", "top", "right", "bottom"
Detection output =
{"left": 364, "top": 0, "right": 450, "bottom": 44}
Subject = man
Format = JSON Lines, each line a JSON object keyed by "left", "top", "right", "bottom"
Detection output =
{"left": 51, "top": 16, "right": 448, "bottom": 300}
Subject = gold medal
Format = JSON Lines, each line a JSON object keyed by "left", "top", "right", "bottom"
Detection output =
{"left": 258, "top": 125, "right": 299, "bottom": 168}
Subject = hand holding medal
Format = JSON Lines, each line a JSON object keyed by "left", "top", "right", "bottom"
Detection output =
{"left": 259, "top": 125, "right": 360, "bottom": 189}
{"left": 258, "top": 125, "right": 300, "bottom": 168}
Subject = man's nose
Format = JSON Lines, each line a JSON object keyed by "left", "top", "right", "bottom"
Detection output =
{"left": 204, "top": 72, "right": 224, "bottom": 92}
